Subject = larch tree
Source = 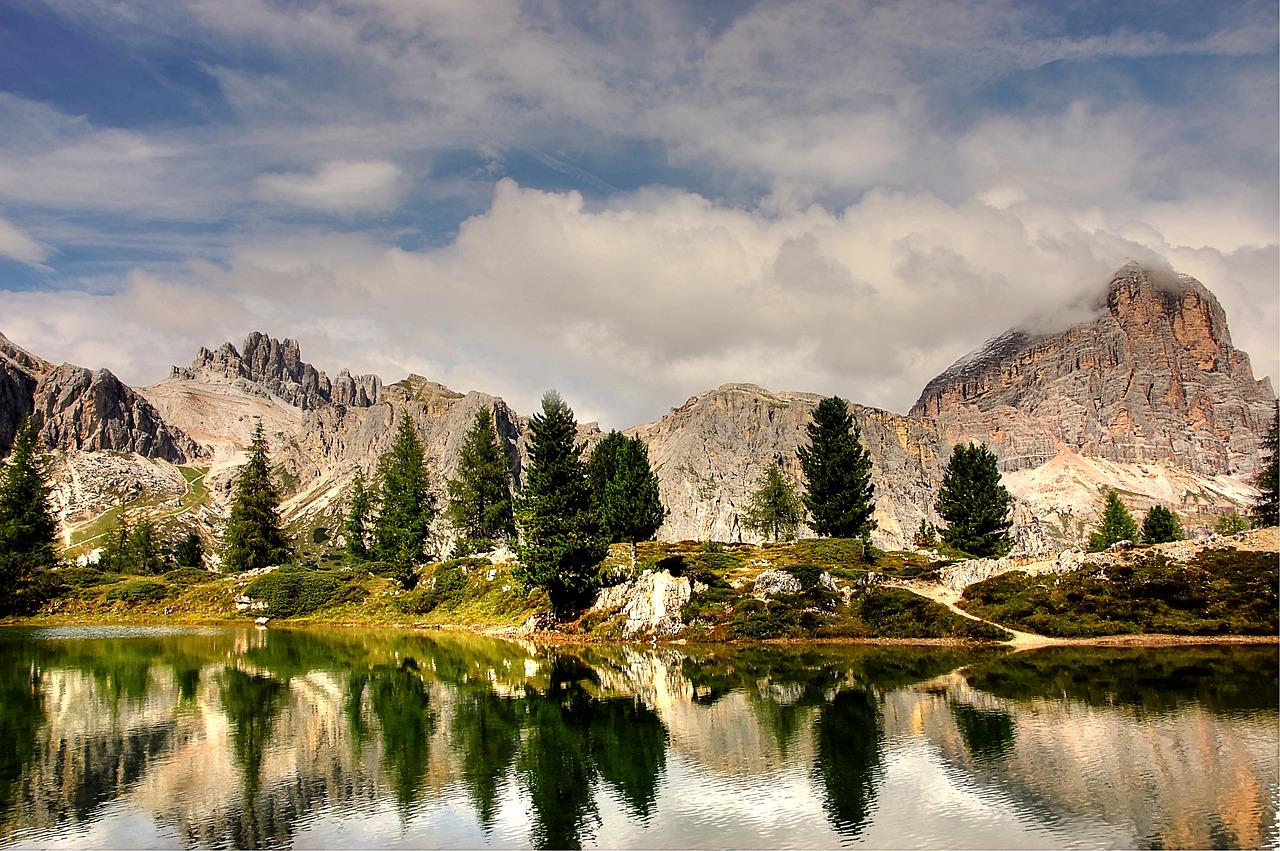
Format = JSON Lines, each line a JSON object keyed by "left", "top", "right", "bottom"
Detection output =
{"left": 587, "top": 430, "right": 666, "bottom": 569}
{"left": 446, "top": 408, "right": 517, "bottom": 555}
{"left": 515, "top": 391, "right": 607, "bottom": 612}
{"left": 741, "top": 461, "right": 805, "bottom": 543}
{"left": 343, "top": 470, "right": 374, "bottom": 562}
{"left": 222, "top": 420, "right": 291, "bottom": 572}
{"left": 797, "top": 396, "right": 875, "bottom": 540}
{"left": 1088, "top": 490, "right": 1138, "bottom": 552}
{"left": 1251, "top": 401, "right": 1278, "bottom": 528}
{"left": 0, "top": 418, "right": 59, "bottom": 613}
{"left": 371, "top": 414, "right": 436, "bottom": 576}
{"left": 935, "top": 443, "right": 1013, "bottom": 558}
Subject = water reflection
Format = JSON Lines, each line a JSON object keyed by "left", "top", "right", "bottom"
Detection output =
{"left": 0, "top": 626, "right": 1273, "bottom": 850}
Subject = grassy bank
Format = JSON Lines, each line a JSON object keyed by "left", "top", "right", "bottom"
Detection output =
{"left": 8, "top": 538, "right": 1276, "bottom": 644}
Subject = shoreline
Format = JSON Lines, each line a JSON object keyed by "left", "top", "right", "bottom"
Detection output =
{"left": 3, "top": 616, "right": 1275, "bottom": 649}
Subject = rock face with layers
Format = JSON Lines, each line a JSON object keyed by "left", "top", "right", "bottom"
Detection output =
{"left": 32, "top": 365, "right": 200, "bottom": 463}
{"left": 630, "top": 383, "right": 948, "bottom": 548}
{"left": 913, "top": 263, "right": 1275, "bottom": 477}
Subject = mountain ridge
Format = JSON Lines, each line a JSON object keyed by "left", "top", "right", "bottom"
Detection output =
{"left": 2, "top": 262, "right": 1274, "bottom": 555}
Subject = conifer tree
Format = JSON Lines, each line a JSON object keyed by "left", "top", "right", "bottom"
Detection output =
{"left": 371, "top": 414, "right": 436, "bottom": 572}
{"left": 588, "top": 430, "right": 666, "bottom": 568}
{"left": 447, "top": 408, "right": 516, "bottom": 555}
{"left": 343, "top": 470, "right": 374, "bottom": 562}
{"left": 1140, "top": 505, "right": 1182, "bottom": 544}
{"left": 0, "top": 418, "right": 59, "bottom": 611}
{"left": 797, "top": 396, "right": 875, "bottom": 539}
{"left": 173, "top": 531, "right": 205, "bottom": 569}
{"left": 935, "top": 443, "right": 1013, "bottom": 558}
{"left": 1251, "top": 401, "right": 1278, "bottom": 528}
{"left": 222, "top": 420, "right": 291, "bottom": 572}
{"left": 515, "top": 391, "right": 607, "bottom": 611}
{"left": 1088, "top": 490, "right": 1138, "bottom": 552}
{"left": 741, "top": 461, "right": 804, "bottom": 542}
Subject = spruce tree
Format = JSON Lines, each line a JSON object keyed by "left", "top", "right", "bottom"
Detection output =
{"left": 0, "top": 418, "right": 59, "bottom": 611}
{"left": 173, "top": 531, "right": 205, "bottom": 569}
{"left": 446, "top": 408, "right": 516, "bottom": 555}
{"left": 514, "top": 391, "right": 607, "bottom": 612}
{"left": 1088, "top": 490, "right": 1138, "bottom": 552}
{"left": 1140, "top": 505, "right": 1182, "bottom": 544}
{"left": 797, "top": 396, "right": 875, "bottom": 539}
{"left": 935, "top": 443, "right": 1013, "bottom": 558}
{"left": 1251, "top": 402, "right": 1278, "bottom": 528}
{"left": 343, "top": 470, "right": 374, "bottom": 562}
{"left": 741, "top": 461, "right": 804, "bottom": 542}
{"left": 588, "top": 430, "right": 665, "bottom": 569}
{"left": 222, "top": 420, "right": 291, "bottom": 572}
{"left": 372, "top": 414, "right": 436, "bottom": 572}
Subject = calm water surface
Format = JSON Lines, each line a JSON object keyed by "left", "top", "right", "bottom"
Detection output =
{"left": 0, "top": 626, "right": 1274, "bottom": 849}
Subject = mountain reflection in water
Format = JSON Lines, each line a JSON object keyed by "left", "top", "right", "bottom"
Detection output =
{"left": 0, "top": 627, "right": 1274, "bottom": 850}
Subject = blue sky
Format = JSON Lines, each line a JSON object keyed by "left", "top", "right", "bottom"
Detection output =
{"left": 1, "top": 0, "right": 1276, "bottom": 428}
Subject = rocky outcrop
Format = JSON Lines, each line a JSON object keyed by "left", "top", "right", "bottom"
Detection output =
{"left": 913, "top": 263, "right": 1276, "bottom": 477}
{"left": 172, "top": 331, "right": 383, "bottom": 410}
{"left": 590, "top": 570, "right": 692, "bottom": 637}
{"left": 0, "top": 332, "right": 47, "bottom": 453}
{"left": 32, "top": 365, "right": 200, "bottom": 462}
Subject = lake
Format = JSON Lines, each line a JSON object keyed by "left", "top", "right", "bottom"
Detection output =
{"left": 0, "top": 626, "right": 1274, "bottom": 849}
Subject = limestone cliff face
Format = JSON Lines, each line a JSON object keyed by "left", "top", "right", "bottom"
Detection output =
{"left": 631, "top": 383, "right": 946, "bottom": 548}
{"left": 172, "top": 331, "right": 382, "bottom": 411}
{"left": 31, "top": 365, "right": 200, "bottom": 463}
{"left": 912, "top": 263, "right": 1276, "bottom": 476}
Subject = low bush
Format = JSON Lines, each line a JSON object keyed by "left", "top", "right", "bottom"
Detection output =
{"left": 162, "top": 566, "right": 216, "bottom": 585}
{"left": 56, "top": 567, "right": 124, "bottom": 588}
{"left": 244, "top": 567, "right": 348, "bottom": 618}
{"left": 105, "top": 579, "right": 170, "bottom": 605}
{"left": 958, "top": 548, "right": 1277, "bottom": 637}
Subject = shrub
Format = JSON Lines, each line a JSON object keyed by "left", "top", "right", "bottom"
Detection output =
{"left": 1215, "top": 512, "right": 1250, "bottom": 535}
{"left": 56, "top": 567, "right": 124, "bottom": 588}
{"left": 105, "top": 579, "right": 170, "bottom": 605}
{"left": 163, "top": 566, "right": 216, "bottom": 585}
{"left": 244, "top": 568, "right": 344, "bottom": 618}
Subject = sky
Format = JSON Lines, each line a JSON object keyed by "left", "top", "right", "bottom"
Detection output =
{"left": 0, "top": 0, "right": 1276, "bottom": 429}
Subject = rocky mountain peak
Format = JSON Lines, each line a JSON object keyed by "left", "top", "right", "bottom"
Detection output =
{"left": 912, "top": 263, "right": 1275, "bottom": 476}
{"left": 173, "top": 331, "right": 382, "bottom": 410}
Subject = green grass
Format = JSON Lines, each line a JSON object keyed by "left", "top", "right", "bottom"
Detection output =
{"left": 958, "top": 548, "right": 1278, "bottom": 637}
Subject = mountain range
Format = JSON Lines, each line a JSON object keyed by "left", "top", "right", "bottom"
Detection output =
{"left": 1, "top": 262, "right": 1274, "bottom": 559}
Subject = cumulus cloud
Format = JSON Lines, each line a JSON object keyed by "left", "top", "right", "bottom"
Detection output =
{"left": 0, "top": 0, "right": 1274, "bottom": 427}
{"left": 255, "top": 160, "right": 405, "bottom": 214}
{"left": 10, "top": 180, "right": 1274, "bottom": 432}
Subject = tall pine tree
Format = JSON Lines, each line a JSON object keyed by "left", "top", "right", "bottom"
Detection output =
{"left": 515, "top": 391, "right": 607, "bottom": 612}
{"left": 222, "top": 420, "right": 291, "bottom": 572}
{"left": 372, "top": 414, "right": 436, "bottom": 571}
{"left": 1088, "top": 490, "right": 1138, "bottom": 552}
{"left": 446, "top": 408, "right": 516, "bottom": 555}
{"left": 741, "top": 461, "right": 804, "bottom": 543}
{"left": 1252, "top": 401, "right": 1278, "bottom": 528}
{"left": 0, "top": 418, "right": 58, "bottom": 612}
{"left": 935, "top": 443, "right": 1013, "bottom": 558}
{"left": 588, "top": 430, "right": 665, "bottom": 569}
{"left": 797, "top": 396, "right": 875, "bottom": 539}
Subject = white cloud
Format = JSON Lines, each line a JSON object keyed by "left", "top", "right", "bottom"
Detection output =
{"left": 7, "top": 180, "right": 1273, "bottom": 432}
{"left": 0, "top": 214, "right": 51, "bottom": 265}
{"left": 255, "top": 160, "right": 405, "bottom": 214}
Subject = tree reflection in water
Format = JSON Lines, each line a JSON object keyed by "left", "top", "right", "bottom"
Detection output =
{"left": 0, "top": 629, "right": 1271, "bottom": 849}
{"left": 813, "top": 687, "right": 883, "bottom": 838}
